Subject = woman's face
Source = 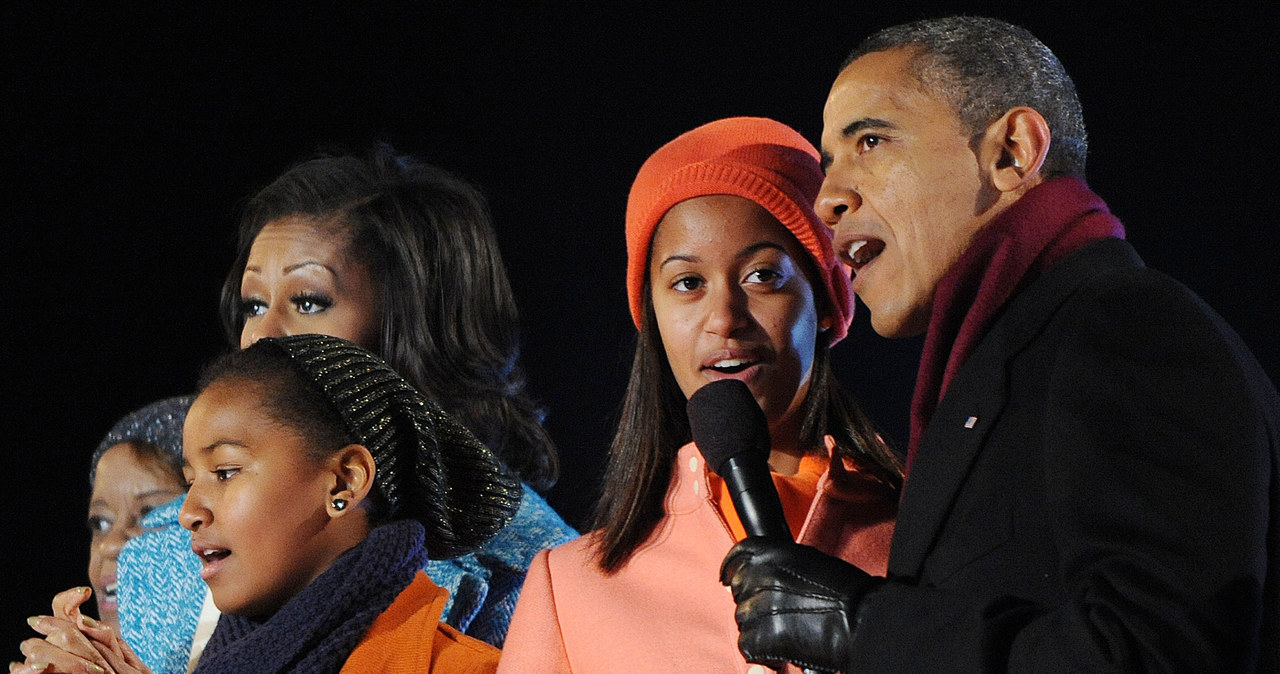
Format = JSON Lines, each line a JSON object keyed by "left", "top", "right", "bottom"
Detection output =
{"left": 87, "top": 443, "right": 185, "bottom": 633}
{"left": 238, "top": 217, "right": 383, "bottom": 350}
{"left": 649, "top": 194, "right": 822, "bottom": 438}
{"left": 178, "top": 381, "right": 353, "bottom": 618}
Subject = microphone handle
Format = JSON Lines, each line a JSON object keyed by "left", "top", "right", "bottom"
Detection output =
{"left": 720, "top": 456, "right": 793, "bottom": 540}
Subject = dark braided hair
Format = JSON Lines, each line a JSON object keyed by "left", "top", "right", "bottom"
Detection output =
{"left": 197, "top": 334, "right": 522, "bottom": 559}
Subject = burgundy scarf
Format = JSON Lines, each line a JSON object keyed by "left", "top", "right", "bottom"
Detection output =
{"left": 906, "top": 177, "right": 1125, "bottom": 473}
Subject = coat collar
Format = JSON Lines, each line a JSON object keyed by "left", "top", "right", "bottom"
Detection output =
{"left": 889, "top": 239, "right": 1145, "bottom": 577}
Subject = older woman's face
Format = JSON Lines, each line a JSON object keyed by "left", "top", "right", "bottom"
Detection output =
{"left": 87, "top": 443, "right": 185, "bottom": 633}
{"left": 238, "top": 217, "right": 383, "bottom": 350}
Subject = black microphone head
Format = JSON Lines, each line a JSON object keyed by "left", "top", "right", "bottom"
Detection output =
{"left": 687, "top": 379, "right": 771, "bottom": 474}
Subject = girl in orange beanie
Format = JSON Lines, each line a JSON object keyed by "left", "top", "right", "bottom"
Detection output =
{"left": 499, "top": 117, "right": 903, "bottom": 673}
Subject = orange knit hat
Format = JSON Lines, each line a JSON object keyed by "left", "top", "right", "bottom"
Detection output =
{"left": 625, "top": 116, "right": 854, "bottom": 344}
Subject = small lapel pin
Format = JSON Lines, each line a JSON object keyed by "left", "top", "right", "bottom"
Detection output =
{"left": 964, "top": 416, "right": 978, "bottom": 429}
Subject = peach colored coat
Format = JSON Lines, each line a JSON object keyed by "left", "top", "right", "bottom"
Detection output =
{"left": 497, "top": 442, "right": 897, "bottom": 673}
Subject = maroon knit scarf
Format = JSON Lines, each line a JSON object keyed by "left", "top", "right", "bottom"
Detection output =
{"left": 906, "top": 177, "right": 1125, "bottom": 473}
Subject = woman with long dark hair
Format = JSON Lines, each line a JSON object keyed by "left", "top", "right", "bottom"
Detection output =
{"left": 224, "top": 146, "right": 557, "bottom": 491}
{"left": 499, "top": 117, "right": 902, "bottom": 672}
{"left": 112, "top": 145, "right": 575, "bottom": 673}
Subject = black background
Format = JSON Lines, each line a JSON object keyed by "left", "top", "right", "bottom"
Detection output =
{"left": 4, "top": 3, "right": 1278, "bottom": 658}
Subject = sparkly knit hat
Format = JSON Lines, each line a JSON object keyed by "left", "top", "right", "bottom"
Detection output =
{"left": 253, "top": 334, "right": 522, "bottom": 559}
{"left": 90, "top": 395, "right": 195, "bottom": 485}
{"left": 625, "top": 116, "right": 854, "bottom": 343}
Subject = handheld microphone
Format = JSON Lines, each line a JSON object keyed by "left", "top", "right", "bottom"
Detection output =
{"left": 687, "top": 379, "right": 792, "bottom": 540}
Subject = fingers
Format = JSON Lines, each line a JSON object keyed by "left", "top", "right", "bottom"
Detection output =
{"left": 79, "top": 626, "right": 142, "bottom": 674}
{"left": 28, "top": 613, "right": 117, "bottom": 653}
{"left": 109, "top": 635, "right": 147, "bottom": 671}
{"left": 50, "top": 589, "right": 92, "bottom": 622}
{"left": 735, "top": 625, "right": 791, "bottom": 672}
{"left": 21, "top": 618, "right": 109, "bottom": 674}
{"left": 721, "top": 540, "right": 868, "bottom": 674}
{"left": 719, "top": 536, "right": 773, "bottom": 588}
{"left": 94, "top": 632, "right": 145, "bottom": 671}
{"left": 9, "top": 661, "right": 51, "bottom": 674}
{"left": 17, "top": 636, "right": 104, "bottom": 673}
{"left": 720, "top": 546, "right": 748, "bottom": 587}
{"left": 16, "top": 590, "right": 125, "bottom": 674}
{"left": 65, "top": 617, "right": 114, "bottom": 649}
{"left": 722, "top": 538, "right": 802, "bottom": 604}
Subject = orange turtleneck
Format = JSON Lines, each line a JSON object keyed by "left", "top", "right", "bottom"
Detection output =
{"left": 709, "top": 452, "right": 828, "bottom": 541}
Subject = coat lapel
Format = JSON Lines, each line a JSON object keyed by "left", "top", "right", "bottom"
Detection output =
{"left": 888, "top": 331, "right": 1009, "bottom": 577}
{"left": 887, "top": 239, "right": 1143, "bottom": 577}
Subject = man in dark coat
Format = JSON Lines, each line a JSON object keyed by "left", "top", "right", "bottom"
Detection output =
{"left": 721, "top": 16, "right": 1279, "bottom": 673}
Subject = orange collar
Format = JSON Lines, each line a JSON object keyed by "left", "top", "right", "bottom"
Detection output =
{"left": 709, "top": 452, "right": 827, "bottom": 542}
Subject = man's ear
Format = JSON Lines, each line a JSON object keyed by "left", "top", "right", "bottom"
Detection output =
{"left": 326, "top": 444, "right": 375, "bottom": 517}
{"left": 981, "top": 106, "right": 1051, "bottom": 193}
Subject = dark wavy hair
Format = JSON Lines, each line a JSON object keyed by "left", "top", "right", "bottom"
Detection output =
{"left": 219, "top": 144, "right": 557, "bottom": 490}
{"left": 845, "top": 15, "right": 1087, "bottom": 180}
{"left": 591, "top": 282, "right": 904, "bottom": 574}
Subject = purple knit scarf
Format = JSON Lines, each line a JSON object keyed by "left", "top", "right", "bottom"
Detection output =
{"left": 194, "top": 520, "right": 429, "bottom": 674}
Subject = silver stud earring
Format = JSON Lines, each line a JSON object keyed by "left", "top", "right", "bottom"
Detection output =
{"left": 332, "top": 498, "right": 347, "bottom": 511}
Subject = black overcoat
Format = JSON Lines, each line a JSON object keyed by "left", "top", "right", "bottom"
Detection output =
{"left": 844, "top": 239, "right": 1279, "bottom": 672}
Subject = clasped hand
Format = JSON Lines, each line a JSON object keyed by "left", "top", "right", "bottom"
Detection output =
{"left": 11, "top": 587, "right": 150, "bottom": 674}
{"left": 719, "top": 538, "right": 880, "bottom": 674}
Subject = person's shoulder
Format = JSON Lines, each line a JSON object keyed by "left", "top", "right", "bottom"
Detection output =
{"left": 1030, "top": 239, "right": 1225, "bottom": 338}
{"left": 470, "top": 484, "right": 580, "bottom": 567}
{"left": 508, "top": 484, "right": 580, "bottom": 546}
{"left": 521, "top": 531, "right": 609, "bottom": 591}
{"left": 1054, "top": 240, "right": 1278, "bottom": 409}
{"left": 1066, "top": 240, "right": 1244, "bottom": 344}
{"left": 1075, "top": 240, "right": 1191, "bottom": 295}
{"left": 543, "top": 530, "right": 600, "bottom": 565}
{"left": 432, "top": 622, "right": 501, "bottom": 673}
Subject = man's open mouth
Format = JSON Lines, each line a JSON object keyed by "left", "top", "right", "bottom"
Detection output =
{"left": 847, "top": 239, "right": 885, "bottom": 271}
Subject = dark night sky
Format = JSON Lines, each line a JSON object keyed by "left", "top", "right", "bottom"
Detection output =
{"left": 3, "top": 3, "right": 1278, "bottom": 656}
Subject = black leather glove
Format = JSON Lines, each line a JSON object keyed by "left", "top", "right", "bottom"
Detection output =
{"left": 720, "top": 537, "right": 881, "bottom": 674}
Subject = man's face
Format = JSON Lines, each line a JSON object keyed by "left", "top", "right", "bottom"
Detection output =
{"left": 816, "top": 48, "right": 995, "bottom": 338}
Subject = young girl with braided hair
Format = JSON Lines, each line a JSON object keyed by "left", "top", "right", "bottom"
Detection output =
{"left": 111, "top": 146, "right": 575, "bottom": 673}
{"left": 17, "top": 334, "right": 521, "bottom": 674}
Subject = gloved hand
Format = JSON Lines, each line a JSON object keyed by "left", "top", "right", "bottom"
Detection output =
{"left": 720, "top": 538, "right": 881, "bottom": 674}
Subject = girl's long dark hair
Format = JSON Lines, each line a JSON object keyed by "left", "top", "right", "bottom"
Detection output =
{"left": 219, "top": 144, "right": 557, "bottom": 490}
{"left": 591, "top": 287, "right": 904, "bottom": 574}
